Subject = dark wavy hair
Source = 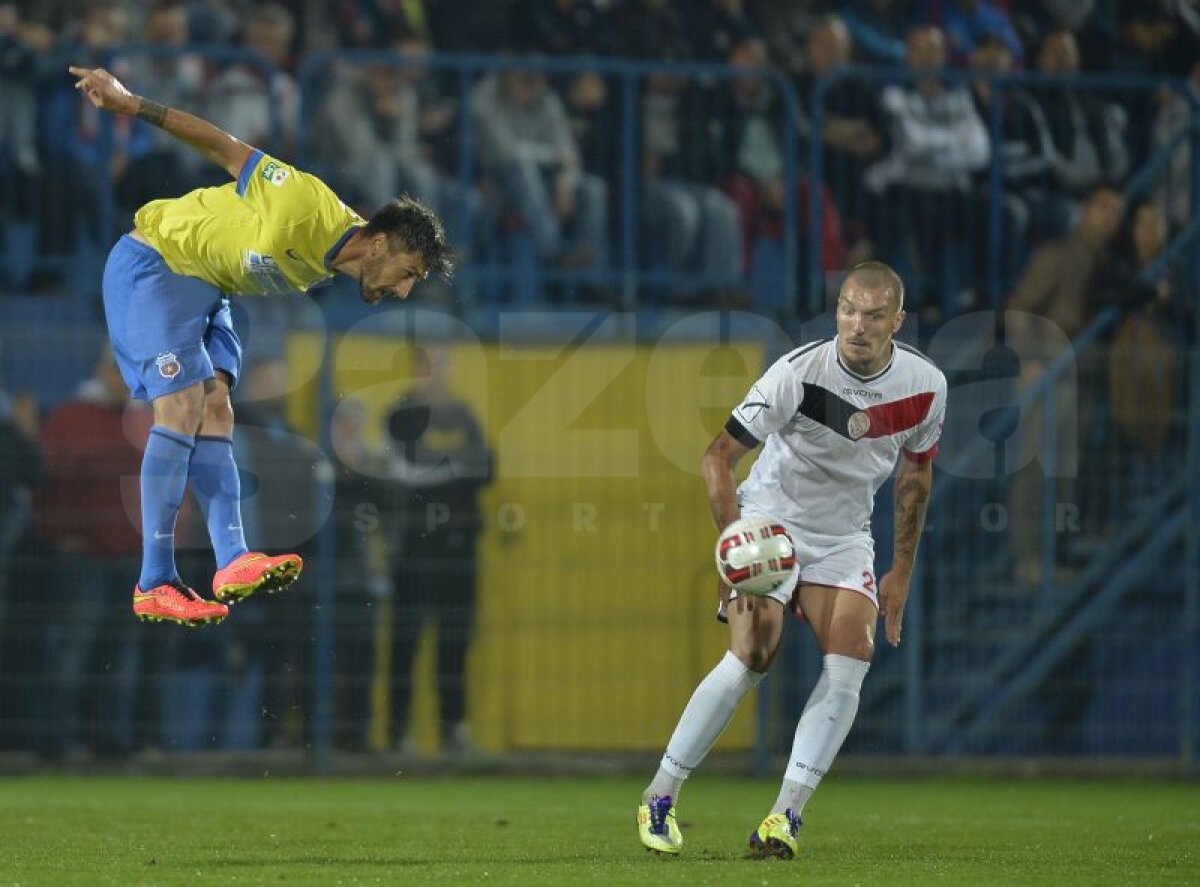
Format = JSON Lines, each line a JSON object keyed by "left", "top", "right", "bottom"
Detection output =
{"left": 364, "top": 195, "right": 454, "bottom": 279}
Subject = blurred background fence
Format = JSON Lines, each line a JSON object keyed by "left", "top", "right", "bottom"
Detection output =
{"left": 0, "top": 0, "right": 1197, "bottom": 773}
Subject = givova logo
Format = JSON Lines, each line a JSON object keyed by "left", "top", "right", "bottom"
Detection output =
{"left": 842, "top": 387, "right": 883, "bottom": 400}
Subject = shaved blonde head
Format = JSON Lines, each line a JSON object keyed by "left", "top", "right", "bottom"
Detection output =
{"left": 842, "top": 261, "right": 905, "bottom": 313}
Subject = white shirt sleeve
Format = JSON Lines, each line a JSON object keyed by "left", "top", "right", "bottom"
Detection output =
{"left": 727, "top": 356, "right": 804, "bottom": 446}
{"left": 903, "top": 373, "right": 947, "bottom": 461}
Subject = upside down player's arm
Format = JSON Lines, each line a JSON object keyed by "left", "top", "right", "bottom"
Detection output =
{"left": 69, "top": 65, "right": 253, "bottom": 180}
{"left": 701, "top": 429, "right": 756, "bottom": 532}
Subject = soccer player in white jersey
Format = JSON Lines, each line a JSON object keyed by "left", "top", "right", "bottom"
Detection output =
{"left": 637, "top": 261, "right": 946, "bottom": 858}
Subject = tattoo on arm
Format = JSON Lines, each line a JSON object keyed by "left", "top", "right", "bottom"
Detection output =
{"left": 136, "top": 97, "right": 168, "bottom": 127}
{"left": 893, "top": 466, "right": 931, "bottom": 565}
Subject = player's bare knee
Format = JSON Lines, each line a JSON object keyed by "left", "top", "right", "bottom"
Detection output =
{"left": 154, "top": 387, "right": 205, "bottom": 434}
{"left": 731, "top": 643, "right": 775, "bottom": 673}
{"left": 203, "top": 396, "right": 234, "bottom": 430}
{"left": 836, "top": 636, "right": 874, "bottom": 663}
{"left": 824, "top": 630, "right": 874, "bottom": 663}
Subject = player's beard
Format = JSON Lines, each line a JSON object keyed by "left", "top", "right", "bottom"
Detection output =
{"left": 358, "top": 271, "right": 378, "bottom": 304}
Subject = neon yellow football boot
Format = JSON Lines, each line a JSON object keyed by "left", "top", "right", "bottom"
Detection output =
{"left": 636, "top": 795, "right": 682, "bottom": 855}
{"left": 747, "top": 808, "right": 801, "bottom": 859}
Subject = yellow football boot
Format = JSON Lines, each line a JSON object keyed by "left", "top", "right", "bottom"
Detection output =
{"left": 747, "top": 808, "right": 801, "bottom": 859}
{"left": 636, "top": 795, "right": 682, "bottom": 855}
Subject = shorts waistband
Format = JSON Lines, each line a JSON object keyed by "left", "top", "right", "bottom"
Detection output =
{"left": 118, "top": 233, "right": 162, "bottom": 259}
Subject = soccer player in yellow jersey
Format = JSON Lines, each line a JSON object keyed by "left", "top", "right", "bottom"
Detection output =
{"left": 70, "top": 65, "right": 452, "bottom": 626}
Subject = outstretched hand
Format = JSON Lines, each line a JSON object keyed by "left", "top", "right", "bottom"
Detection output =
{"left": 68, "top": 66, "right": 138, "bottom": 115}
{"left": 877, "top": 567, "right": 912, "bottom": 648}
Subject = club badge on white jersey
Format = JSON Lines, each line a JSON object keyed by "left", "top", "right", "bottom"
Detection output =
{"left": 726, "top": 337, "right": 946, "bottom": 541}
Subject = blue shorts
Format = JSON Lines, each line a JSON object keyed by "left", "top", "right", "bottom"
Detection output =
{"left": 102, "top": 235, "right": 243, "bottom": 401}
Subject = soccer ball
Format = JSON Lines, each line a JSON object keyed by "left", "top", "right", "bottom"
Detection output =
{"left": 714, "top": 516, "right": 796, "bottom": 596}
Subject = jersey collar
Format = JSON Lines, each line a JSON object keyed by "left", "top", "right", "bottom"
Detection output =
{"left": 324, "top": 226, "right": 361, "bottom": 270}
{"left": 834, "top": 337, "right": 895, "bottom": 383}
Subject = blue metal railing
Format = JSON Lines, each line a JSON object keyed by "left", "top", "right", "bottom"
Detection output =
{"left": 1184, "top": 121, "right": 1200, "bottom": 774}
{"left": 295, "top": 50, "right": 803, "bottom": 318}
{"left": 899, "top": 225, "right": 1199, "bottom": 756}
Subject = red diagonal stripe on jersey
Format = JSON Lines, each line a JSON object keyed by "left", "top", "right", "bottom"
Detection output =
{"left": 862, "top": 391, "right": 935, "bottom": 439}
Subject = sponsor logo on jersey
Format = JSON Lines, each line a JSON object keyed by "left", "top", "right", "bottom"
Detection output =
{"left": 155, "top": 352, "right": 181, "bottom": 379}
{"left": 260, "top": 161, "right": 291, "bottom": 187}
{"left": 242, "top": 250, "right": 292, "bottom": 294}
{"left": 841, "top": 387, "right": 883, "bottom": 400}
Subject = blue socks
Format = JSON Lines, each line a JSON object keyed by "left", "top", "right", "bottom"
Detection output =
{"left": 139, "top": 426, "right": 195, "bottom": 589}
{"left": 189, "top": 435, "right": 249, "bottom": 569}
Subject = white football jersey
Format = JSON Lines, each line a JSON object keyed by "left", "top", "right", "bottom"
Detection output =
{"left": 727, "top": 337, "right": 946, "bottom": 542}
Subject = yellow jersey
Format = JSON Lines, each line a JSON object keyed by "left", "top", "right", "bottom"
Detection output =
{"left": 134, "top": 150, "right": 364, "bottom": 295}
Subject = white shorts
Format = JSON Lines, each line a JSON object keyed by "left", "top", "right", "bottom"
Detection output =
{"left": 719, "top": 520, "right": 878, "bottom": 621}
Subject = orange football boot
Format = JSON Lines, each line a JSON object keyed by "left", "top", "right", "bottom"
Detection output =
{"left": 212, "top": 551, "right": 304, "bottom": 604}
{"left": 133, "top": 581, "right": 229, "bottom": 626}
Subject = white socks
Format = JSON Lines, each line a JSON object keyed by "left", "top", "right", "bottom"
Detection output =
{"left": 772, "top": 653, "right": 870, "bottom": 815}
{"left": 644, "top": 651, "right": 765, "bottom": 801}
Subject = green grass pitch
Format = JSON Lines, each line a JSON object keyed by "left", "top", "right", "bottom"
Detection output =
{"left": 1, "top": 775, "right": 1195, "bottom": 885}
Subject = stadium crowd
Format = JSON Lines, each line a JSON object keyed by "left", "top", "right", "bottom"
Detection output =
{"left": 0, "top": 0, "right": 1196, "bottom": 757}
{"left": 0, "top": 0, "right": 1197, "bottom": 305}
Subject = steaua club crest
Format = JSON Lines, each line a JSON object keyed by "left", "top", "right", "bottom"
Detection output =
{"left": 156, "top": 352, "right": 182, "bottom": 379}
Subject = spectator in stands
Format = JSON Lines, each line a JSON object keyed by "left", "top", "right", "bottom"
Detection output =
{"left": 1106, "top": 200, "right": 1186, "bottom": 465}
{"left": 0, "top": 3, "right": 49, "bottom": 290}
{"left": 1114, "top": 0, "right": 1200, "bottom": 77}
{"left": 427, "top": 0, "right": 511, "bottom": 52}
{"left": 312, "top": 32, "right": 486, "bottom": 253}
{"left": 706, "top": 37, "right": 847, "bottom": 277}
{"left": 206, "top": 3, "right": 298, "bottom": 157}
{"left": 689, "top": 0, "right": 760, "bottom": 61}
{"left": 605, "top": 0, "right": 685, "bottom": 59}
{"left": 1151, "top": 60, "right": 1199, "bottom": 231}
{"left": 748, "top": 0, "right": 828, "bottom": 80}
{"left": 385, "top": 344, "right": 493, "bottom": 757}
{"left": 864, "top": 25, "right": 989, "bottom": 308}
{"left": 1006, "top": 182, "right": 1125, "bottom": 591}
{"left": 932, "top": 0, "right": 1024, "bottom": 67}
{"left": 186, "top": 0, "right": 240, "bottom": 46}
{"left": 471, "top": 65, "right": 609, "bottom": 276}
{"left": 332, "top": 0, "right": 433, "bottom": 49}
{"left": 1011, "top": 1, "right": 1110, "bottom": 70}
{"left": 111, "top": 3, "right": 207, "bottom": 217}
{"left": 510, "top": 0, "right": 617, "bottom": 196}
{"left": 1113, "top": 2, "right": 1200, "bottom": 166}
{"left": 799, "top": 14, "right": 885, "bottom": 254}
{"left": 1032, "top": 30, "right": 1129, "bottom": 206}
{"left": 838, "top": 0, "right": 916, "bottom": 64}
{"left": 640, "top": 46, "right": 743, "bottom": 301}
{"left": 36, "top": 1, "right": 130, "bottom": 281}
{"left": 968, "top": 33, "right": 1054, "bottom": 288}
{"left": 34, "top": 347, "right": 152, "bottom": 757}
{"left": 513, "top": 0, "right": 607, "bottom": 57}
{"left": 1008, "top": 181, "right": 1125, "bottom": 374}
{"left": 328, "top": 395, "right": 391, "bottom": 752}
